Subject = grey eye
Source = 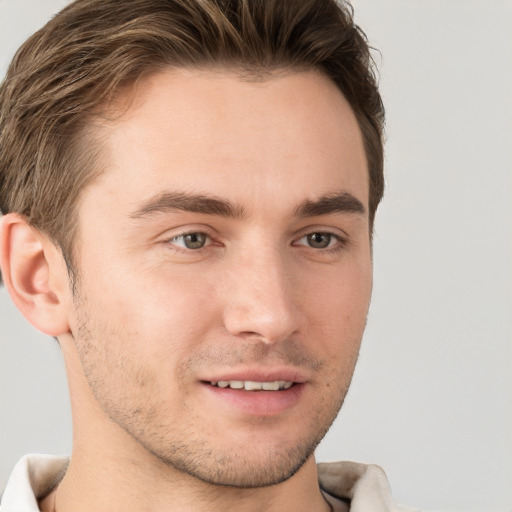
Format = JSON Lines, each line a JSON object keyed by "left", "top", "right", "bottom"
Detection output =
{"left": 173, "top": 232, "right": 208, "bottom": 249}
{"left": 305, "top": 233, "right": 333, "bottom": 249}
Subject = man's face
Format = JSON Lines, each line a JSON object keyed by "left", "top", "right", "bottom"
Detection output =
{"left": 66, "top": 69, "right": 372, "bottom": 487}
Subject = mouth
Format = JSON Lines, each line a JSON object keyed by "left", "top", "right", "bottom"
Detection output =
{"left": 200, "top": 376, "right": 305, "bottom": 416}
{"left": 208, "top": 380, "right": 294, "bottom": 391}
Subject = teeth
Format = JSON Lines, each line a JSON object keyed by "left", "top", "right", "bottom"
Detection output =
{"left": 209, "top": 380, "right": 294, "bottom": 391}
{"left": 244, "top": 381, "right": 262, "bottom": 391}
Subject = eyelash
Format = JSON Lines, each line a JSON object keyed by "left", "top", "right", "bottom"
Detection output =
{"left": 166, "top": 230, "right": 347, "bottom": 254}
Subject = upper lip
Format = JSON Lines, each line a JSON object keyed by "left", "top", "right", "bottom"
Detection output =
{"left": 200, "top": 367, "right": 309, "bottom": 384}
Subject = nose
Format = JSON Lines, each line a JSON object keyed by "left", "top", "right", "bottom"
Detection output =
{"left": 222, "top": 247, "right": 302, "bottom": 344}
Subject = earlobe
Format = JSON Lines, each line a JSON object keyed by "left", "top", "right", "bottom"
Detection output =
{"left": 0, "top": 213, "right": 71, "bottom": 336}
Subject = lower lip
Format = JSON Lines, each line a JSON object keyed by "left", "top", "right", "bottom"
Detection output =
{"left": 201, "top": 383, "right": 305, "bottom": 417}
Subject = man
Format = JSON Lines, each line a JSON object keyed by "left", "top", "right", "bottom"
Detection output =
{"left": 0, "top": 0, "right": 416, "bottom": 510}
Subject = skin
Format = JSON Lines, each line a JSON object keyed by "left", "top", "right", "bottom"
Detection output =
{"left": 2, "top": 69, "right": 371, "bottom": 512}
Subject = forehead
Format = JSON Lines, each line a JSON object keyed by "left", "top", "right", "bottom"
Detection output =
{"left": 85, "top": 68, "right": 368, "bottom": 218}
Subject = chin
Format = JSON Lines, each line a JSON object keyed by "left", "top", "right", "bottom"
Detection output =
{"left": 149, "top": 423, "right": 331, "bottom": 489}
{"left": 166, "top": 443, "right": 316, "bottom": 488}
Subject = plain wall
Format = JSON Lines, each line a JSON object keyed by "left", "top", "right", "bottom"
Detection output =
{"left": 1, "top": 1, "right": 511, "bottom": 511}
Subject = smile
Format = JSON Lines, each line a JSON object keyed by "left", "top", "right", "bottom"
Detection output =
{"left": 209, "top": 380, "right": 294, "bottom": 391}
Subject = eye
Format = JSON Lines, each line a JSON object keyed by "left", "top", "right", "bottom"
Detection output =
{"left": 171, "top": 232, "right": 210, "bottom": 250}
{"left": 296, "top": 232, "right": 340, "bottom": 249}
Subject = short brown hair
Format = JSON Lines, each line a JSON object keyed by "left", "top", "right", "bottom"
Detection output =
{"left": 0, "top": 0, "right": 384, "bottom": 281}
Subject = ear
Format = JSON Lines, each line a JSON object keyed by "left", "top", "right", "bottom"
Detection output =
{"left": 0, "top": 213, "right": 71, "bottom": 336}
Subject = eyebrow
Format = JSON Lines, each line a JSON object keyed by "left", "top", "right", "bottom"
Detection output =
{"left": 129, "top": 190, "right": 365, "bottom": 220}
{"left": 294, "top": 191, "right": 366, "bottom": 218}
{"left": 130, "top": 191, "right": 246, "bottom": 220}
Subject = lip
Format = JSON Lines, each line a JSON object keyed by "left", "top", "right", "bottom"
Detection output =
{"left": 201, "top": 382, "right": 305, "bottom": 416}
{"left": 200, "top": 367, "right": 309, "bottom": 384}
{"left": 199, "top": 367, "right": 308, "bottom": 417}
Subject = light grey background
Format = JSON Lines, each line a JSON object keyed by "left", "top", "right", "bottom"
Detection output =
{"left": 1, "top": 1, "right": 511, "bottom": 511}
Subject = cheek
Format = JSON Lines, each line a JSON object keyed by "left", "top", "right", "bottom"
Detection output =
{"left": 306, "top": 261, "right": 372, "bottom": 317}
{"left": 304, "top": 264, "right": 371, "bottom": 355}
{"left": 85, "top": 255, "right": 219, "bottom": 330}
{"left": 69, "top": 279, "right": 218, "bottom": 430}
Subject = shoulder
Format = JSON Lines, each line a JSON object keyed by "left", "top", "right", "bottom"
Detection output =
{"left": 0, "top": 454, "right": 69, "bottom": 512}
{"left": 318, "top": 461, "right": 421, "bottom": 512}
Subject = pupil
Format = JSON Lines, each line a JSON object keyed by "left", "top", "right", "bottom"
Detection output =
{"left": 185, "top": 233, "right": 206, "bottom": 249}
{"left": 308, "top": 233, "right": 330, "bottom": 248}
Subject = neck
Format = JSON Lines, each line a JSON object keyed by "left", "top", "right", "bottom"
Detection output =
{"left": 40, "top": 447, "right": 330, "bottom": 512}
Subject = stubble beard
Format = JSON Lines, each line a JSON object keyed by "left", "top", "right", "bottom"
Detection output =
{"left": 138, "top": 387, "right": 348, "bottom": 489}
{"left": 70, "top": 289, "right": 354, "bottom": 490}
